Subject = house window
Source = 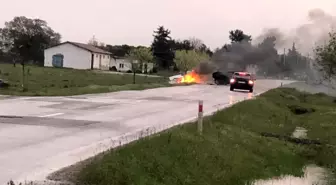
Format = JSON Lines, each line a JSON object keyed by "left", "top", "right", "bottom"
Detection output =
{"left": 103, "top": 55, "right": 105, "bottom": 59}
{"left": 119, "top": 63, "right": 124, "bottom": 68}
{"left": 96, "top": 54, "right": 98, "bottom": 57}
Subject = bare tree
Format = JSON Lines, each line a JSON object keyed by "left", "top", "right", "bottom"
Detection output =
{"left": 188, "top": 37, "right": 204, "bottom": 50}
{"left": 88, "top": 35, "right": 99, "bottom": 46}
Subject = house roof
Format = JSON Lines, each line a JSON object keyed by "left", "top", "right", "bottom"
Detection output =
{"left": 112, "top": 56, "right": 128, "bottom": 59}
{"left": 46, "top": 41, "right": 112, "bottom": 55}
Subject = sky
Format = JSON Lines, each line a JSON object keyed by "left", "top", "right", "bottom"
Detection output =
{"left": 1, "top": 0, "right": 336, "bottom": 50}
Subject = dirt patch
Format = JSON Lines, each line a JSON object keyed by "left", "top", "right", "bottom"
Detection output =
{"left": 252, "top": 165, "right": 328, "bottom": 185}
{"left": 287, "top": 105, "right": 315, "bottom": 115}
{"left": 260, "top": 132, "right": 322, "bottom": 145}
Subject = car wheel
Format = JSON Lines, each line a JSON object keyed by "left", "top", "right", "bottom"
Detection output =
{"left": 230, "top": 86, "right": 234, "bottom": 91}
{"left": 249, "top": 88, "right": 253, "bottom": 93}
{"left": 214, "top": 79, "right": 219, "bottom": 85}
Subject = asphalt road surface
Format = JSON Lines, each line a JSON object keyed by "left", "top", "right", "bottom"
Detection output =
{"left": 0, "top": 79, "right": 294, "bottom": 184}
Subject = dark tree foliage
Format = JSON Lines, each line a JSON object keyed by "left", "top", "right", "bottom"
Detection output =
{"left": 0, "top": 16, "right": 61, "bottom": 66}
{"left": 229, "top": 29, "right": 252, "bottom": 43}
{"left": 171, "top": 39, "right": 193, "bottom": 51}
{"left": 104, "top": 44, "right": 135, "bottom": 57}
{"left": 151, "top": 26, "right": 175, "bottom": 69}
{"left": 171, "top": 39, "right": 213, "bottom": 56}
{"left": 314, "top": 32, "right": 336, "bottom": 80}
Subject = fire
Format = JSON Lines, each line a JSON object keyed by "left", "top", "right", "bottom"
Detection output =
{"left": 177, "top": 70, "right": 203, "bottom": 84}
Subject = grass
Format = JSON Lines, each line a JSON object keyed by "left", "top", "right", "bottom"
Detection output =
{"left": 0, "top": 63, "right": 172, "bottom": 96}
{"left": 155, "top": 70, "right": 181, "bottom": 78}
{"left": 61, "top": 87, "right": 336, "bottom": 185}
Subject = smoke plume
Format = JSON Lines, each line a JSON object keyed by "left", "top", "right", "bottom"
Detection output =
{"left": 199, "top": 8, "right": 336, "bottom": 81}
{"left": 254, "top": 8, "right": 336, "bottom": 55}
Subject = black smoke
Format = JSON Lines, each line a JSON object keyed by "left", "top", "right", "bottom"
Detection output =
{"left": 255, "top": 8, "right": 336, "bottom": 56}
{"left": 198, "top": 8, "right": 336, "bottom": 81}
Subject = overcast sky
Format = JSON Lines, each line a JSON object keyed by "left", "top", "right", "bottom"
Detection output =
{"left": 1, "top": 0, "right": 336, "bottom": 50}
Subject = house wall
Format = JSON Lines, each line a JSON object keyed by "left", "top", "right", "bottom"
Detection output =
{"left": 109, "top": 58, "right": 154, "bottom": 73}
{"left": 114, "top": 58, "right": 133, "bottom": 72}
{"left": 44, "top": 43, "right": 91, "bottom": 69}
{"left": 142, "top": 63, "right": 154, "bottom": 73}
{"left": 92, "top": 53, "right": 111, "bottom": 70}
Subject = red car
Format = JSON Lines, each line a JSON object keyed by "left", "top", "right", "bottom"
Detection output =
{"left": 229, "top": 72, "right": 255, "bottom": 92}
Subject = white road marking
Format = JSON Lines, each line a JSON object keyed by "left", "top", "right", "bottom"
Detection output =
{"left": 38, "top": 113, "right": 64, "bottom": 118}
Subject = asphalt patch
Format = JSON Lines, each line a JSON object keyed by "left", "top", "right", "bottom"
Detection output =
{"left": 140, "top": 96, "right": 195, "bottom": 102}
{"left": 39, "top": 100, "right": 115, "bottom": 110}
{"left": 0, "top": 116, "right": 98, "bottom": 128}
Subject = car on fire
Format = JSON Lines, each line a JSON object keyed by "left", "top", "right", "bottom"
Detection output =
{"left": 212, "top": 71, "right": 229, "bottom": 85}
{"left": 229, "top": 72, "right": 255, "bottom": 92}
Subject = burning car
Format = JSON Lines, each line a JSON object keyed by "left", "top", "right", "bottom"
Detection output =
{"left": 229, "top": 72, "right": 255, "bottom": 92}
{"left": 171, "top": 70, "right": 235, "bottom": 85}
{"left": 177, "top": 70, "right": 204, "bottom": 83}
{"left": 169, "top": 70, "right": 209, "bottom": 84}
{"left": 212, "top": 71, "right": 230, "bottom": 85}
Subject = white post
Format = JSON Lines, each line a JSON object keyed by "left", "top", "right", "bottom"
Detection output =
{"left": 198, "top": 100, "right": 203, "bottom": 134}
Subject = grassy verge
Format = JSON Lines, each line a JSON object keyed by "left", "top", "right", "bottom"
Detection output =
{"left": 155, "top": 70, "right": 181, "bottom": 78}
{"left": 50, "top": 87, "right": 336, "bottom": 185}
{"left": 0, "top": 63, "right": 172, "bottom": 96}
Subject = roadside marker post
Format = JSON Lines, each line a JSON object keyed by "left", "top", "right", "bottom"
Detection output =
{"left": 198, "top": 100, "right": 203, "bottom": 134}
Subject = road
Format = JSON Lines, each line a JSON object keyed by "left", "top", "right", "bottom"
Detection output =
{"left": 0, "top": 79, "right": 294, "bottom": 184}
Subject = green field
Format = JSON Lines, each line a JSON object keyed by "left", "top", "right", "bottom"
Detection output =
{"left": 0, "top": 63, "right": 171, "bottom": 96}
{"left": 52, "top": 88, "right": 336, "bottom": 185}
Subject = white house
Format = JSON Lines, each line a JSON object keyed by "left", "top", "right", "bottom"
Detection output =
{"left": 110, "top": 57, "right": 154, "bottom": 73}
{"left": 44, "top": 41, "right": 112, "bottom": 70}
{"left": 110, "top": 57, "right": 133, "bottom": 72}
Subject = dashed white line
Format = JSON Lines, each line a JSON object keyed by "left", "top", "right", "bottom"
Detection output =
{"left": 38, "top": 113, "right": 64, "bottom": 118}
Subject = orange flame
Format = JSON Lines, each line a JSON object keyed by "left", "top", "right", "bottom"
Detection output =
{"left": 177, "top": 70, "right": 204, "bottom": 84}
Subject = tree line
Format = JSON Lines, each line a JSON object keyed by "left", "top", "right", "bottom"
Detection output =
{"left": 0, "top": 16, "right": 335, "bottom": 81}
{"left": 88, "top": 26, "right": 213, "bottom": 73}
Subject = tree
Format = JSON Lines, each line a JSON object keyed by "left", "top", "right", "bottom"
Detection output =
{"left": 88, "top": 36, "right": 99, "bottom": 46}
{"left": 128, "top": 47, "right": 154, "bottom": 83}
{"left": 174, "top": 50, "right": 210, "bottom": 73}
{"left": 129, "top": 47, "right": 154, "bottom": 72}
{"left": 0, "top": 16, "right": 61, "bottom": 90}
{"left": 188, "top": 37, "right": 204, "bottom": 50}
{"left": 105, "top": 44, "right": 134, "bottom": 57}
{"left": 171, "top": 38, "right": 213, "bottom": 57}
{"left": 0, "top": 17, "right": 61, "bottom": 65}
{"left": 229, "top": 29, "right": 252, "bottom": 43}
{"left": 198, "top": 43, "right": 213, "bottom": 57}
{"left": 255, "top": 36, "right": 283, "bottom": 75}
{"left": 171, "top": 39, "right": 193, "bottom": 51}
{"left": 314, "top": 31, "right": 336, "bottom": 80}
{"left": 151, "top": 26, "right": 175, "bottom": 69}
